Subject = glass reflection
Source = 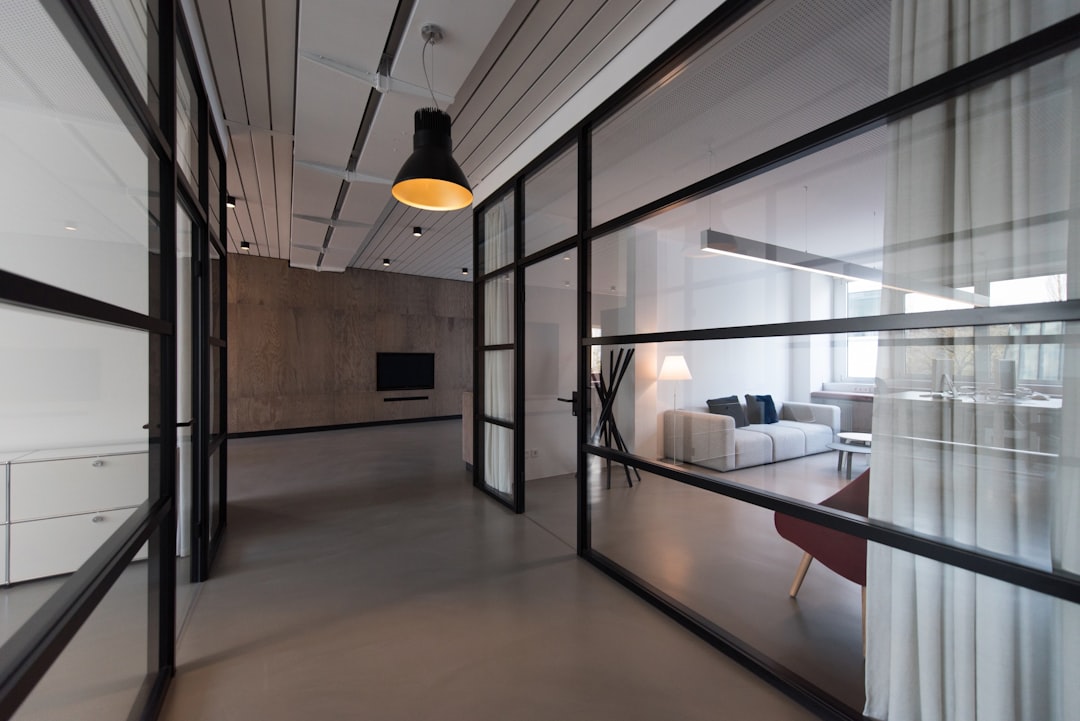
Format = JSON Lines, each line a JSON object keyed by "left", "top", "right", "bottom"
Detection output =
{"left": 11, "top": 553, "right": 148, "bottom": 719}
{"left": 524, "top": 145, "right": 577, "bottom": 256}
{"left": 0, "top": 2, "right": 156, "bottom": 314}
{"left": 588, "top": 460, "right": 866, "bottom": 711}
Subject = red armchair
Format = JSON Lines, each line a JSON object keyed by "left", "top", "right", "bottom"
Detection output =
{"left": 774, "top": 468, "right": 869, "bottom": 598}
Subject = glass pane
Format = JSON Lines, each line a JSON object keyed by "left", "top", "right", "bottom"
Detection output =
{"left": 480, "top": 191, "right": 514, "bottom": 273}
{"left": 209, "top": 151, "right": 222, "bottom": 238}
{"left": 588, "top": 462, "right": 866, "bottom": 710}
{"left": 209, "top": 241, "right": 222, "bottom": 339}
{"left": 0, "top": 305, "right": 150, "bottom": 626}
{"left": 484, "top": 350, "right": 513, "bottom": 422}
{"left": 590, "top": 328, "right": 1071, "bottom": 566}
{"left": 483, "top": 422, "right": 514, "bottom": 500}
{"left": 209, "top": 446, "right": 222, "bottom": 540}
{"left": 210, "top": 345, "right": 222, "bottom": 438}
{"left": 176, "top": 44, "right": 200, "bottom": 191}
{"left": 90, "top": 0, "right": 160, "bottom": 121}
{"left": 593, "top": 49, "right": 1075, "bottom": 337}
{"left": 483, "top": 272, "right": 514, "bottom": 345}
{"left": 590, "top": 0, "right": 892, "bottom": 226}
{"left": 524, "top": 145, "right": 577, "bottom": 256}
{"left": 0, "top": 2, "right": 158, "bottom": 314}
{"left": 524, "top": 250, "right": 578, "bottom": 546}
{"left": 10, "top": 546, "right": 149, "bottom": 719}
{"left": 591, "top": 0, "right": 1079, "bottom": 228}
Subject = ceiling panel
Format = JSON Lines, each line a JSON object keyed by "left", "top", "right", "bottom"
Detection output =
{"left": 231, "top": 0, "right": 273, "bottom": 130}
{"left": 293, "top": 61, "right": 374, "bottom": 166}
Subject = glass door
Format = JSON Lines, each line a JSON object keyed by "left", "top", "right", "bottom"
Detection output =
{"left": 523, "top": 249, "right": 579, "bottom": 546}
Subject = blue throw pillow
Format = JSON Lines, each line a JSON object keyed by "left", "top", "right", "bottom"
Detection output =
{"left": 755, "top": 394, "right": 779, "bottom": 424}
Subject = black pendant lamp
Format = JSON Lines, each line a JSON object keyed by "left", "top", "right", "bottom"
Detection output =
{"left": 391, "top": 107, "right": 472, "bottom": 211}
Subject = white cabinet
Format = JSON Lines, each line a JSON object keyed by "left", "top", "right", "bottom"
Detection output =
{"left": 10, "top": 452, "right": 146, "bottom": 521}
{"left": 8, "top": 508, "right": 142, "bottom": 583}
{"left": 1, "top": 445, "right": 147, "bottom": 585}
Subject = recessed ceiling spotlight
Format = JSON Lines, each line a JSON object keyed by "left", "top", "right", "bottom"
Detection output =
{"left": 461, "top": 267, "right": 469, "bottom": 275}
{"left": 413, "top": 226, "right": 423, "bottom": 237}
{"left": 63, "top": 221, "right": 78, "bottom": 231}
{"left": 563, "top": 255, "right": 571, "bottom": 261}
{"left": 383, "top": 258, "right": 391, "bottom": 267}
{"left": 240, "top": 240, "right": 250, "bottom": 251}
{"left": 226, "top": 195, "right": 237, "bottom": 208}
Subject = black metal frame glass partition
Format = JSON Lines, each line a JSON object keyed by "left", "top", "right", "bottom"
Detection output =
{"left": 474, "top": 139, "right": 583, "bottom": 517}
{"left": 473, "top": 2, "right": 1080, "bottom": 720}
{"left": 0, "top": 1, "right": 226, "bottom": 718}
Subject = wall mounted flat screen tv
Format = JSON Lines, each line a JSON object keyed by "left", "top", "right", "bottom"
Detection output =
{"left": 376, "top": 352, "right": 435, "bottom": 391}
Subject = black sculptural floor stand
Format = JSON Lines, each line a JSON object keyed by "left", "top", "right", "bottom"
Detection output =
{"left": 592, "top": 348, "right": 641, "bottom": 489}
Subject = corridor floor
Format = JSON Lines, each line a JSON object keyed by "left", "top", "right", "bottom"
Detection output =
{"left": 160, "top": 420, "right": 817, "bottom": 720}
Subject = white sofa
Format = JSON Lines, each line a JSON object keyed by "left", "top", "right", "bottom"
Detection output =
{"left": 662, "top": 401, "right": 840, "bottom": 472}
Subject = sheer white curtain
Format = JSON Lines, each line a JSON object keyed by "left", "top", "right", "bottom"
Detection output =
{"left": 483, "top": 199, "right": 514, "bottom": 495}
{"left": 866, "top": 2, "right": 1080, "bottom": 719}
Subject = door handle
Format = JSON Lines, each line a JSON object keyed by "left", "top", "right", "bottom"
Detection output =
{"left": 556, "top": 391, "right": 579, "bottom": 416}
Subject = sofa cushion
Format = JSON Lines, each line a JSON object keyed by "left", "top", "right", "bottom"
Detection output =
{"left": 746, "top": 394, "right": 778, "bottom": 424}
{"left": 746, "top": 423, "right": 805, "bottom": 461}
{"left": 776, "top": 420, "right": 834, "bottom": 455}
{"left": 707, "top": 396, "right": 748, "bottom": 427}
{"left": 733, "top": 428, "right": 772, "bottom": 469}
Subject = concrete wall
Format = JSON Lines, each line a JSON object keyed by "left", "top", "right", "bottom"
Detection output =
{"left": 227, "top": 256, "right": 472, "bottom": 433}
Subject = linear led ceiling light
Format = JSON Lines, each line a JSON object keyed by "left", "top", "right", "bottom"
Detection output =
{"left": 700, "top": 229, "right": 987, "bottom": 306}
{"left": 391, "top": 25, "right": 472, "bottom": 212}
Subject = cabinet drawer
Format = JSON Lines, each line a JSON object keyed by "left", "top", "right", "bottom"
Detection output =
{"left": 9, "top": 509, "right": 146, "bottom": 583}
{"left": 9, "top": 453, "right": 147, "bottom": 522}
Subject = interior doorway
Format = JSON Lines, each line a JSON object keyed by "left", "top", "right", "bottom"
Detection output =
{"left": 522, "top": 248, "right": 578, "bottom": 547}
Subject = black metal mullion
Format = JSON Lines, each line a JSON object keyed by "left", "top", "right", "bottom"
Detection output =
{"left": 0, "top": 270, "right": 172, "bottom": 335}
{"left": 151, "top": 0, "right": 177, "bottom": 701}
{"left": 576, "top": 123, "right": 591, "bottom": 557}
{"left": 512, "top": 177, "right": 526, "bottom": 514}
{"left": 589, "top": 300, "right": 1080, "bottom": 348}
{"left": 472, "top": 207, "right": 482, "bottom": 489}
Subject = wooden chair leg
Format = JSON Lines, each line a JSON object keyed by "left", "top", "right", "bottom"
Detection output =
{"left": 789, "top": 552, "right": 813, "bottom": 598}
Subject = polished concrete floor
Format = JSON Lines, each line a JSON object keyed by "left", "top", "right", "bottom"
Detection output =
{"left": 160, "top": 420, "right": 818, "bottom": 721}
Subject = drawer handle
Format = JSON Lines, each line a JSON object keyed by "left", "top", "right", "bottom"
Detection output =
{"left": 92, "top": 515, "right": 105, "bottom": 523}
{"left": 91, "top": 460, "right": 104, "bottom": 468}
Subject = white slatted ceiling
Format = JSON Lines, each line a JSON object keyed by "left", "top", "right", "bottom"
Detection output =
{"left": 197, "top": 0, "right": 678, "bottom": 279}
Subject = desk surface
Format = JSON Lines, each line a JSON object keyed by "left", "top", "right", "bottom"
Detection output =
{"left": 888, "top": 390, "right": 1061, "bottom": 410}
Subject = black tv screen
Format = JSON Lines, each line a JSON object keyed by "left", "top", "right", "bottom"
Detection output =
{"left": 377, "top": 352, "right": 435, "bottom": 391}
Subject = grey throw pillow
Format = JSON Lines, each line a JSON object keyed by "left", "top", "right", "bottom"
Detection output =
{"left": 707, "top": 396, "right": 748, "bottom": 427}
{"left": 744, "top": 394, "right": 761, "bottom": 424}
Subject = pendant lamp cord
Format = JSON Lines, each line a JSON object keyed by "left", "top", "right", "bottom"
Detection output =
{"left": 422, "top": 36, "right": 439, "bottom": 110}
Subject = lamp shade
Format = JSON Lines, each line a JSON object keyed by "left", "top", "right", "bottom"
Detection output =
{"left": 659, "top": 355, "right": 692, "bottom": 381}
{"left": 391, "top": 108, "right": 473, "bottom": 211}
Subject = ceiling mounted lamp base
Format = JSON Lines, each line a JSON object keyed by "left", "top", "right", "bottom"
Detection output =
{"left": 392, "top": 107, "right": 473, "bottom": 211}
